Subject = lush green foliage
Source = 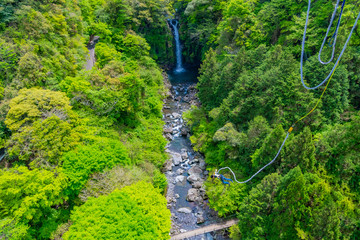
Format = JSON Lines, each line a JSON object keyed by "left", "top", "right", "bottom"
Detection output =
{"left": 61, "top": 139, "right": 130, "bottom": 196}
{"left": 5, "top": 88, "right": 84, "bottom": 168}
{"left": 80, "top": 163, "right": 167, "bottom": 202}
{"left": 0, "top": 0, "right": 171, "bottom": 238}
{"left": 181, "top": 0, "right": 360, "bottom": 238}
{"left": 237, "top": 168, "right": 357, "bottom": 239}
{"left": 0, "top": 166, "right": 68, "bottom": 239}
{"left": 64, "top": 181, "right": 171, "bottom": 240}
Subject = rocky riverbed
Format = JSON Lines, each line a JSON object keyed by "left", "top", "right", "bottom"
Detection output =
{"left": 162, "top": 71, "right": 230, "bottom": 240}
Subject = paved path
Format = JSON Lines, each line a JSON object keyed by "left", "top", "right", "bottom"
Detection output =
{"left": 85, "top": 36, "right": 100, "bottom": 70}
{"left": 170, "top": 219, "right": 239, "bottom": 240}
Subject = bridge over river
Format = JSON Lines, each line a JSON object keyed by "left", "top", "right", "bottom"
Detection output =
{"left": 170, "top": 219, "right": 239, "bottom": 240}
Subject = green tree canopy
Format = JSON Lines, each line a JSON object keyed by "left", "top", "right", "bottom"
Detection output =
{"left": 64, "top": 181, "right": 171, "bottom": 240}
{"left": 0, "top": 166, "right": 68, "bottom": 239}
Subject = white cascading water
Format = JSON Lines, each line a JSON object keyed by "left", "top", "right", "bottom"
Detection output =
{"left": 169, "top": 19, "right": 185, "bottom": 73}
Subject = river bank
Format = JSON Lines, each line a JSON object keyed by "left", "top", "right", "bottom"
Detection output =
{"left": 162, "top": 71, "right": 230, "bottom": 240}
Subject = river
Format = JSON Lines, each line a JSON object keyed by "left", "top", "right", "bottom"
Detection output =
{"left": 163, "top": 19, "right": 230, "bottom": 240}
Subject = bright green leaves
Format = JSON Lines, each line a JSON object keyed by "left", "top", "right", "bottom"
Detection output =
{"left": 0, "top": 218, "right": 31, "bottom": 240}
{"left": 15, "top": 6, "right": 53, "bottom": 39}
{"left": 95, "top": 42, "right": 122, "bottom": 68}
{"left": 5, "top": 88, "right": 73, "bottom": 132}
{"left": 15, "top": 52, "right": 46, "bottom": 88}
{"left": 0, "top": 166, "right": 69, "bottom": 239}
{"left": 0, "top": 0, "right": 169, "bottom": 239}
{"left": 64, "top": 181, "right": 171, "bottom": 240}
{"left": 7, "top": 115, "right": 84, "bottom": 168}
{"left": 122, "top": 118, "right": 167, "bottom": 167}
{"left": 5, "top": 88, "right": 83, "bottom": 167}
{"left": 205, "top": 178, "right": 247, "bottom": 217}
{"left": 80, "top": 164, "right": 167, "bottom": 201}
{"left": 61, "top": 139, "right": 130, "bottom": 195}
{"left": 217, "top": 0, "right": 263, "bottom": 51}
{"left": 119, "top": 33, "right": 150, "bottom": 59}
{"left": 0, "top": 166, "right": 68, "bottom": 224}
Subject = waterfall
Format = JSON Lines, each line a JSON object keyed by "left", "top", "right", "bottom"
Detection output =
{"left": 0, "top": 149, "right": 5, "bottom": 162}
{"left": 169, "top": 19, "right": 185, "bottom": 73}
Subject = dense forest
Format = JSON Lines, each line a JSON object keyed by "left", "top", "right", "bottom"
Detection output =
{"left": 178, "top": 0, "right": 360, "bottom": 239}
{"left": 0, "top": 0, "right": 173, "bottom": 239}
{"left": 0, "top": 0, "right": 359, "bottom": 239}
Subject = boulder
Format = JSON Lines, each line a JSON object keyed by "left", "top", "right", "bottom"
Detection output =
{"left": 187, "top": 174, "right": 200, "bottom": 183}
{"left": 165, "top": 133, "right": 173, "bottom": 141}
{"left": 174, "top": 194, "right": 180, "bottom": 199}
{"left": 162, "top": 159, "right": 172, "bottom": 172}
{"left": 192, "top": 181, "right": 203, "bottom": 189}
{"left": 172, "top": 153, "right": 182, "bottom": 166}
{"left": 176, "top": 168, "right": 184, "bottom": 175}
{"left": 172, "top": 112, "right": 181, "bottom": 119}
{"left": 188, "top": 166, "right": 203, "bottom": 176}
{"left": 177, "top": 207, "right": 192, "bottom": 214}
{"left": 164, "top": 127, "right": 173, "bottom": 133}
{"left": 183, "top": 95, "right": 190, "bottom": 102}
{"left": 186, "top": 188, "right": 200, "bottom": 202}
{"left": 181, "top": 151, "right": 188, "bottom": 160}
{"left": 181, "top": 127, "right": 188, "bottom": 136}
{"left": 167, "top": 196, "right": 176, "bottom": 203}
{"left": 195, "top": 211, "right": 203, "bottom": 217}
{"left": 175, "top": 175, "right": 186, "bottom": 183}
{"left": 199, "top": 159, "right": 206, "bottom": 170}
{"left": 199, "top": 187, "right": 208, "bottom": 200}
{"left": 197, "top": 215, "right": 205, "bottom": 224}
